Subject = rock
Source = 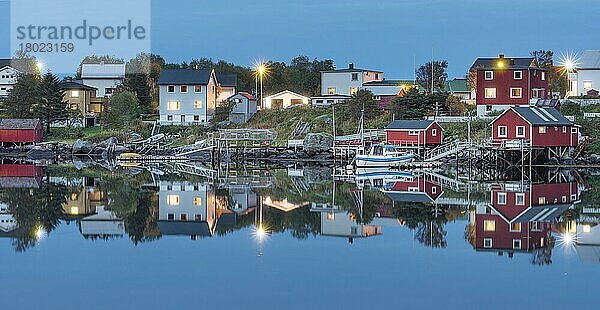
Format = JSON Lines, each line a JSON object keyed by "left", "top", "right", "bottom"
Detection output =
{"left": 27, "top": 146, "right": 54, "bottom": 160}
{"left": 545, "top": 158, "right": 560, "bottom": 165}
{"left": 303, "top": 133, "right": 333, "bottom": 155}
{"left": 72, "top": 139, "right": 94, "bottom": 154}
{"left": 72, "top": 157, "right": 91, "bottom": 170}
{"left": 561, "top": 158, "right": 576, "bottom": 165}
{"left": 129, "top": 132, "right": 142, "bottom": 141}
{"left": 97, "top": 137, "right": 118, "bottom": 148}
{"left": 303, "top": 166, "right": 332, "bottom": 182}
{"left": 589, "top": 154, "right": 600, "bottom": 164}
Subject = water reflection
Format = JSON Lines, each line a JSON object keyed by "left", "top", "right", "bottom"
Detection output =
{"left": 1, "top": 162, "right": 599, "bottom": 265}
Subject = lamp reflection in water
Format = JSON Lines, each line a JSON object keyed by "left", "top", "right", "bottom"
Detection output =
{"left": 34, "top": 225, "right": 47, "bottom": 242}
{"left": 252, "top": 197, "right": 270, "bottom": 246}
{"left": 555, "top": 220, "right": 578, "bottom": 254}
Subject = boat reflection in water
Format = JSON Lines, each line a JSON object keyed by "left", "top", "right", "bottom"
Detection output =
{"left": 0, "top": 162, "right": 599, "bottom": 265}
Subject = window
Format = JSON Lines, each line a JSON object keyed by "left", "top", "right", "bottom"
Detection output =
{"left": 351, "top": 73, "right": 358, "bottom": 81}
{"left": 584, "top": 81, "right": 593, "bottom": 90}
{"left": 70, "top": 104, "right": 79, "bottom": 110}
{"left": 510, "top": 222, "right": 522, "bottom": 232}
{"left": 195, "top": 85, "right": 202, "bottom": 93}
{"left": 571, "top": 194, "right": 577, "bottom": 201}
{"left": 562, "top": 126, "right": 567, "bottom": 133}
{"left": 327, "top": 87, "right": 336, "bottom": 95}
{"left": 195, "top": 214, "right": 202, "bottom": 221}
{"left": 562, "top": 195, "right": 567, "bottom": 203}
{"left": 194, "top": 115, "right": 200, "bottom": 121}
{"left": 373, "top": 95, "right": 381, "bottom": 100}
{"left": 194, "top": 100, "right": 203, "bottom": 109}
{"left": 167, "top": 213, "right": 175, "bottom": 221}
{"left": 408, "top": 130, "right": 419, "bottom": 136}
{"left": 498, "top": 126, "right": 507, "bottom": 138}
{"left": 484, "top": 88, "right": 496, "bottom": 98}
{"left": 180, "top": 85, "right": 188, "bottom": 93}
{"left": 167, "top": 85, "right": 175, "bottom": 93}
{"left": 484, "top": 238, "right": 493, "bottom": 248}
{"left": 486, "top": 105, "right": 492, "bottom": 112}
{"left": 375, "top": 73, "right": 379, "bottom": 80}
{"left": 327, "top": 212, "right": 335, "bottom": 221}
{"left": 194, "top": 197, "right": 202, "bottom": 206}
{"left": 350, "top": 87, "right": 358, "bottom": 95}
{"left": 513, "top": 239, "right": 522, "bottom": 249}
{"left": 510, "top": 88, "right": 522, "bottom": 98}
{"left": 167, "top": 115, "right": 173, "bottom": 121}
{"left": 167, "top": 195, "right": 180, "bottom": 206}
{"left": 538, "top": 196, "right": 546, "bottom": 204}
{"left": 497, "top": 192, "right": 507, "bottom": 205}
{"left": 167, "top": 101, "right": 180, "bottom": 110}
{"left": 572, "top": 127, "right": 578, "bottom": 134}
{"left": 180, "top": 213, "right": 188, "bottom": 221}
{"left": 516, "top": 126, "right": 525, "bottom": 138}
{"left": 514, "top": 71, "right": 523, "bottom": 80}
{"left": 484, "top": 71, "right": 494, "bottom": 80}
{"left": 181, "top": 115, "right": 185, "bottom": 123}
{"left": 516, "top": 193, "right": 525, "bottom": 206}
{"left": 484, "top": 220, "right": 496, "bottom": 232}
{"left": 431, "top": 186, "right": 437, "bottom": 194}
{"left": 539, "top": 126, "right": 546, "bottom": 134}
{"left": 71, "top": 90, "right": 80, "bottom": 98}
{"left": 583, "top": 224, "right": 591, "bottom": 233}
{"left": 432, "top": 129, "right": 437, "bottom": 136}
{"left": 541, "top": 72, "right": 546, "bottom": 81}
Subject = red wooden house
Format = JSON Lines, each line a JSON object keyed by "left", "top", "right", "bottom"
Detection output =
{"left": 0, "top": 164, "right": 43, "bottom": 188}
{"left": 491, "top": 106, "right": 579, "bottom": 149}
{"left": 385, "top": 120, "right": 443, "bottom": 147}
{"left": 0, "top": 119, "right": 43, "bottom": 144}
{"left": 385, "top": 173, "right": 443, "bottom": 203}
{"left": 471, "top": 54, "right": 548, "bottom": 116}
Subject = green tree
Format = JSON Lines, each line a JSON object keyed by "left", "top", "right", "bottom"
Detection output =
{"left": 212, "top": 99, "right": 236, "bottom": 124}
{"left": 390, "top": 88, "right": 429, "bottom": 119}
{"left": 36, "top": 72, "right": 68, "bottom": 133}
{"left": 345, "top": 89, "right": 379, "bottom": 119}
{"left": 124, "top": 73, "right": 152, "bottom": 114}
{"left": 446, "top": 95, "right": 467, "bottom": 116}
{"left": 416, "top": 60, "right": 448, "bottom": 94}
{"left": 531, "top": 50, "right": 565, "bottom": 97}
{"left": 2, "top": 73, "right": 40, "bottom": 118}
{"left": 105, "top": 91, "right": 140, "bottom": 127}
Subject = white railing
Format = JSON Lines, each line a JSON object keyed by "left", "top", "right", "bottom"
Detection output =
{"left": 426, "top": 116, "right": 495, "bottom": 123}
{"left": 424, "top": 140, "right": 472, "bottom": 161}
{"left": 584, "top": 113, "right": 600, "bottom": 118}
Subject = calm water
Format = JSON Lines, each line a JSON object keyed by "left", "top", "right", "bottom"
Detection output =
{"left": 0, "top": 163, "right": 598, "bottom": 309}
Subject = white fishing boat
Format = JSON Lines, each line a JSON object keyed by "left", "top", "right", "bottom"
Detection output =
{"left": 355, "top": 144, "right": 415, "bottom": 167}
{"left": 355, "top": 168, "right": 415, "bottom": 189}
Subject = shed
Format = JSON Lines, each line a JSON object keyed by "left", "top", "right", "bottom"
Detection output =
{"left": 385, "top": 120, "right": 443, "bottom": 146}
{"left": 262, "top": 90, "right": 310, "bottom": 109}
{"left": 0, "top": 119, "right": 43, "bottom": 144}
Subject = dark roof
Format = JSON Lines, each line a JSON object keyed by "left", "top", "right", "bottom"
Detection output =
{"left": 511, "top": 204, "right": 572, "bottom": 223}
{"left": 470, "top": 57, "right": 540, "bottom": 70}
{"left": 509, "top": 107, "right": 573, "bottom": 126}
{"left": 60, "top": 81, "right": 97, "bottom": 91}
{"left": 158, "top": 221, "right": 211, "bottom": 236}
{"left": 578, "top": 50, "right": 600, "bottom": 69}
{"left": 385, "top": 192, "right": 434, "bottom": 203}
{"left": 235, "top": 92, "right": 257, "bottom": 101}
{"left": 0, "top": 58, "right": 37, "bottom": 74}
{"left": 0, "top": 119, "right": 40, "bottom": 130}
{"left": 531, "top": 99, "right": 560, "bottom": 108}
{"left": 158, "top": 69, "right": 212, "bottom": 85}
{"left": 363, "top": 79, "right": 415, "bottom": 86}
{"left": 216, "top": 74, "right": 237, "bottom": 87}
{"left": 386, "top": 120, "right": 434, "bottom": 130}
{"left": 445, "top": 78, "right": 470, "bottom": 93}
{"left": 311, "top": 94, "right": 352, "bottom": 99}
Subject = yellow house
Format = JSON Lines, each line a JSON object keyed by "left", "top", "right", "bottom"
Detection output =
{"left": 61, "top": 81, "right": 107, "bottom": 127}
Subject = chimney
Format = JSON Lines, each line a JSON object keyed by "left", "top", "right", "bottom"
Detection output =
{"left": 499, "top": 54, "right": 505, "bottom": 59}
{"left": 349, "top": 63, "right": 354, "bottom": 70}
{"left": 509, "top": 59, "right": 515, "bottom": 65}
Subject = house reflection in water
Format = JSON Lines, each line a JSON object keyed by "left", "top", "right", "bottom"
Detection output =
{"left": 158, "top": 181, "right": 222, "bottom": 240}
{"left": 0, "top": 202, "right": 17, "bottom": 238}
{"left": 58, "top": 177, "right": 107, "bottom": 220}
{"left": 79, "top": 206, "right": 125, "bottom": 239}
{"left": 261, "top": 196, "right": 309, "bottom": 212}
{"left": 384, "top": 172, "right": 443, "bottom": 204}
{"left": 573, "top": 222, "right": 600, "bottom": 263}
{"left": 311, "top": 202, "right": 382, "bottom": 243}
{"left": 0, "top": 163, "right": 43, "bottom": 188}
{"left": 468, "top": 179, "right": 580, "bottom": 257}
{"left": 229, "top": 186, "right": 258, "bottom": 215}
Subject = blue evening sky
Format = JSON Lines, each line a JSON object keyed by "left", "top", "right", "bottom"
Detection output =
{"left": 1, "top": 0, "right": 599, "bottom": 77}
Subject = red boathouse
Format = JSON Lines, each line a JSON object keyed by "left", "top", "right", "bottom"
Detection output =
{"left": 385, "top": 120, "right": 443, "bottom": 147}
{"left": 0, "top": 119, "right": 43, "bottom": 144}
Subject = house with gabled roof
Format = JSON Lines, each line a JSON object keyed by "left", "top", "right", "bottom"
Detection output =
{"left": 262, "top": 90, "right": 310, "bottom": 109}
{"left": 0, "top": 119, "right": 43, "bottom": 144}
{"left": 228, "top": 92, "right": 257, "bottom": 124}
{"left": 445, "top": 78, "right": 475, "bottom": 104}
{"left": 471, "top": 54, "right": 548, "bottom": 116}
{"left": 80, "top": 62, "right": 126, "bottom": 97}
{"left": 384, "top": 120, "right": 443, "bottom": 147}
{"left": 568, "top": 50, "right": 600, "bottom": 97}
{"left": 0, "top": 58, "right": 37, "bottom": 98}
{"left": 158, "top": 69, "right": 218, "bottom": 125}
{"left": 216, "top": 73, "right": 238, "bottom": 103}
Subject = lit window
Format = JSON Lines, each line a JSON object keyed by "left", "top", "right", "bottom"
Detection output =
{"left": 497, "top": 192, "right": 507, "bottom": 205}
{"left": 484, "top": 220, "right": 496, "bottom": 232}
{"left": 484, "top": 71, "right": 494, "bottom": 80}
{"left": 350, "top": 87, "right": 358, "bottom": 95}
{"left": 167, "top": 101, "right": 180, "bottom": 110}
{"left": 513, "top": 71, "right": 523, "bottom": 80}
{"left": 180, "top": 85, "right": 188, "bottom": 93}
{"left": 510, "top": 88, "right": 522, "bottom": 98}
{"left": 327, "top": 87, "right": 336, "bottom": 95}
{"left": 70, "top": 104, "right": 79, "bottom": 110}
{"left": 512, "top": 239, "right": 522, "bottom": 249}
{"left": 538, "top": 126, "right": 546, "bottom": 134}
{"left": 194, "top": 100, "right": 203, "bottom": 109}
{"left": 484, "top": 238, "right": 493, "bottom": 248}
{"left": 70, "top": 206, "right": 79, "bottom": 215}
{"left": 484, "top": 88, "right": 496, "bottom": 98}
{"left": 498, "top": 126, "right": 507, "bottom": 138}
{"left": 510, "top": 222, "right": 521, "bottom": 232}
{"left": 515, "top": 193, "right": 525, "bottom": 206}
{"left": 167, "top": 195, "right": 180, "bottom": 206}
{"left": 167, "top": 85, "right": 175, "bottom": 93}
{"left": 327, "top": 212, "right": 335, "bottom": 221}
{"left": 194, "top": 197, "right": 202, "bottom": 206}
{"left": 195, "top": 85, "right": 202, "bottom": 93}
{"left": 71, "top": 90, "right": 80, "bottom": 98}
{"left": 70, "top": 193, "right": 78, "bottom": 201}
{"left": 583, "top": 81, "right": 593, "bottom": 90}
{"left": 538, "top": 196, "right": 546, "bottom": 204}
{"left": 583, "top": 224, "right": 591, "bottom": 233}
{"left": 516, "top": 126, "right": 525, "bottom": 138}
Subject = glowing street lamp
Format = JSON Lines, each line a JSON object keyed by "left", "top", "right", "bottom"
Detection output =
{"left": 36, "top": 61, "right": 44, "bottom": 72}
{"left": 254, "top": 62, "right": 268, "bottom": 109}
{"left": 559, "top": 52, "right": 579, "bottom": 98}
